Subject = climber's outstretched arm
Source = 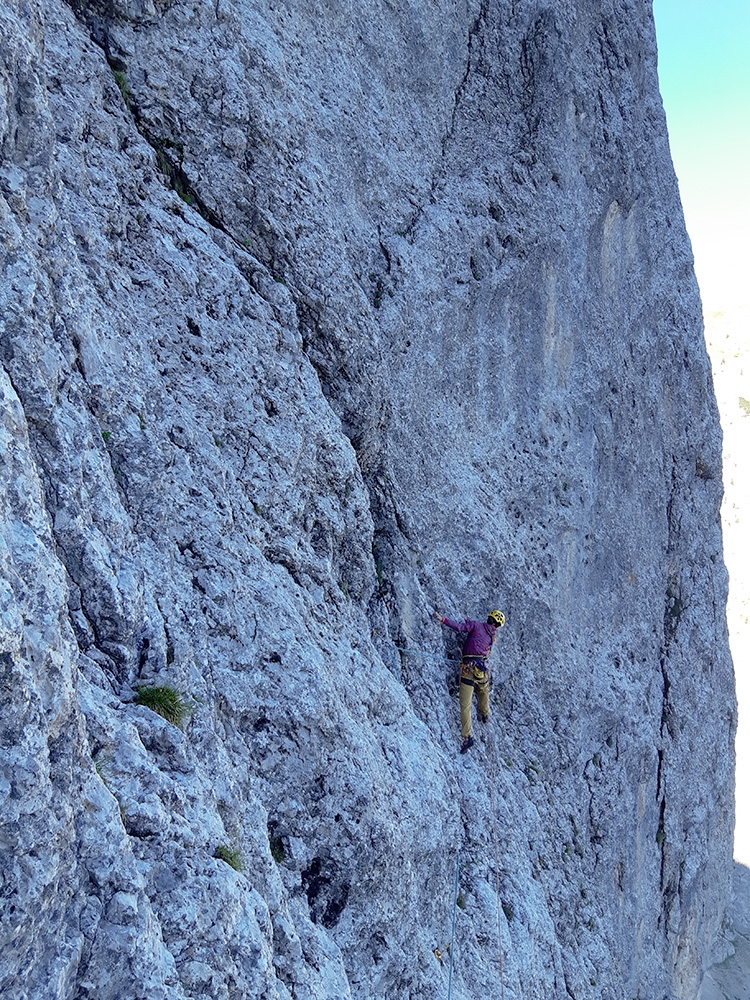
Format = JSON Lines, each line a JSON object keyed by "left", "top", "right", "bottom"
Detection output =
{"left": 433, "top": 612, "right": 469, "bottom": 633}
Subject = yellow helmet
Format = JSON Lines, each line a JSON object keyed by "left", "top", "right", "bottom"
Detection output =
{"left": 488, "top": 610, "right": 505, "bottom": 627}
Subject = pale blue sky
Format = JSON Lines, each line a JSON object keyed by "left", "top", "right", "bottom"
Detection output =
{"left": 654, "top": 1, "right": 750, "bottom": 866}
{"left": 653, "top": 0, "right": 749, "bottom": 309}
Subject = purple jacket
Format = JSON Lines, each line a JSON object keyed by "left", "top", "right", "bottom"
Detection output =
{"left": 441, "top": 618, "right": 496, "bottom": 659}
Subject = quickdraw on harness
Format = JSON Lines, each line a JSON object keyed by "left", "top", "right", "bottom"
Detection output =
{"left": 460, "top": 653, "right": 491, "bottom": 689}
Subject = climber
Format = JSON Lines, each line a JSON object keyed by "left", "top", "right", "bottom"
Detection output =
{"left": 433, "top": 609, "right": 505, "bottom": 754}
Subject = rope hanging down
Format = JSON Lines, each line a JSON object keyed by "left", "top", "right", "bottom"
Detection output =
{"left": 444, "top": 733, "right": 507, "bottom": 1000}
{"left": 389, "top": 644, "right": 506, "bottom": 997}
{"left": 386, "top": 644, "right": 457, "bottom": 682}
{"left": 487, "top": 724, "right": 506, "bottom": 1000}
{"left": 447, "top": 852, "right": 460, "bottom": 1000}
{"left": 392, "top": 645, "right": 457, "bottom": 663}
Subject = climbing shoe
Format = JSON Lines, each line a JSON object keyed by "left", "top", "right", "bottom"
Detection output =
{"left": 478, "top": 713, "right": 489, "bottom": 725}
{"left": 460, "top": 736, "right": 475, "bottom": 754}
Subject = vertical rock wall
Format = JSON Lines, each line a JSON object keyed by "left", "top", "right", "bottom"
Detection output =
{"left": 0, "top": 0, "right": 735, "bottom": 998}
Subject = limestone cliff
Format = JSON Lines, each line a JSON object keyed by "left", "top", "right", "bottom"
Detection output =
{"left": 0, "top": 0, "right": 736, "bottom": 997}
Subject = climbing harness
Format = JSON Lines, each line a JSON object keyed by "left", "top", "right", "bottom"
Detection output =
{"left": 460, "top": 657, "right": 491, "bottom": 686}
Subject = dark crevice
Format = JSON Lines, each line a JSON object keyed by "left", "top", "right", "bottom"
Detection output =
{"left": 64, "top": 8, "right": 267, "bottom": 261}
{"left": 152, "top": 139, "right": 225, "bottom": 229}
{"left": 301, "top": 857, "right": 350, "bottom": 928}
{"left": 659, "top": 658, "right": 673, "bottom": 738}
{"left": 655, "top": 747, "right": 665, "bottom": 801}
{"left": 657, "top": 796, "right": 667, "bottom": 888}
{"left": 444, "top": 0, "right": 491, "bottom": 150}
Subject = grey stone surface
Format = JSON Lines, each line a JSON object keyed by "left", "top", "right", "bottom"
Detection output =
{"left": 0, "top": 0, "right": 736, "bottom": 998}
{"left": 701, "top": 863, "right": 750, "bottom": 1000}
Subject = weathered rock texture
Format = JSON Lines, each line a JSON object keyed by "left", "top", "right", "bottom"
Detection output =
{"left": 0, "top": 0, "right": 736, "bottom": 997}
{"left": 701, "top": 862, "right": 750, "bottom": 1000}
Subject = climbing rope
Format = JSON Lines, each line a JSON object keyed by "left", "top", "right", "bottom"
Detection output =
{"left": 487, "top": 724, "right": 506, "bottom": 1000}
{"left": 392, "top": 645, "right": 457, "bottom": 663}
{"left": 386, "top": 644, "right": 457, "bottom": 684}
{"left": 447, "top": 852, "right": 460, "bottom": 1000}
{"left": 389, "top": 643, "right": 506, "bottom": 996}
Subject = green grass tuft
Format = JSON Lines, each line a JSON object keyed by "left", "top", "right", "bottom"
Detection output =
{"left": 214, "top": 844, "right": 244, "bottom": 871}
{"left": 135, "top": 685, "right": 191, "bottom": 726}
{"left": 112, "top": 70, "right": 132, "bottom": 110}
{"left": 269, "top": 835, "right": 285, "bottom": 863}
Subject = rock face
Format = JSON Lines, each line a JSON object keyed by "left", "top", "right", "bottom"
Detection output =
{"left": 701, "top": 862, "right": 750, "bottom": 1000}
{"left": 0, "top": 0, "right": 736, "bottom": 998}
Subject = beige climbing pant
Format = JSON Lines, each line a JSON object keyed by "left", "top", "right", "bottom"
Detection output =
{"left": 459, "top": 660, "right": 490, "bottom": 739}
